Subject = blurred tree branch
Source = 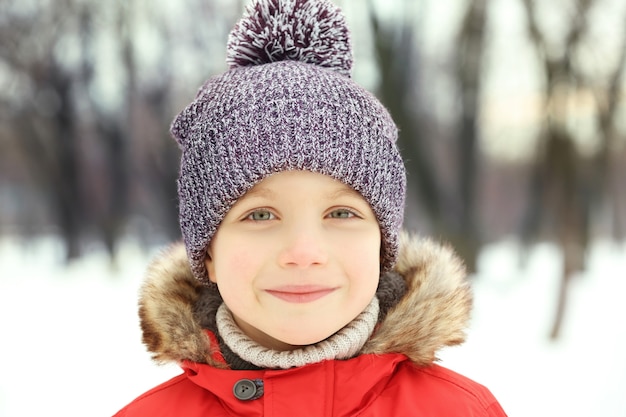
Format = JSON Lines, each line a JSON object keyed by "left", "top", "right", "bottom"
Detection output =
{"left": 518, "top": 0, "right": 624, "bottom": 339}
{"left": 593, "top": 16, "right": 626, "bottom": 241}
{"left": 0, "top": 0, "right": 186, "bottom": 262}
{"left": 367, "top": 0, "right": 489, "bottom": 272}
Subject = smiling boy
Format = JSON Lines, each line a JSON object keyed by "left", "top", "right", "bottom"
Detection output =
{"left": 207, "top": 171, "right": 381, "bottom": 352}
{"left": 114, "top": 0, "right": 507, "bottom": 415}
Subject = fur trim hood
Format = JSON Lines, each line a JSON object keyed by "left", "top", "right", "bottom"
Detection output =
{"left": 138, "top": 232, "right": 472, "bottom": 368}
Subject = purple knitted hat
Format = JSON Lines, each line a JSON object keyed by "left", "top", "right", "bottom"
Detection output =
{"left": 171, "top": 0, "right": 406, "bottom": 284}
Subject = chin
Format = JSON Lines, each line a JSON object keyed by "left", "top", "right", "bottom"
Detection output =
{"left": 276, "top": 328, "right": 336, "bottom": 347}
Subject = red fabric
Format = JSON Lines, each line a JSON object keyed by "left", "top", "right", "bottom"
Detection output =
{"left": 114, "top": 353, "right": 507, "bottom": 416}
{"left": 205, "top": 330, "right": 227, "bottom": 365}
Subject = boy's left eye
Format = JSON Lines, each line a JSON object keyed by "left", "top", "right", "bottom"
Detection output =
{"left": 328, "top": 209, "right": 355, "bottom": 219}
{"left": 246, "top": 209, "right": 275, "bottom": 221}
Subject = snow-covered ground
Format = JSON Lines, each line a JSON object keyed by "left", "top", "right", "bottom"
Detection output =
{"left": 0, "top": 236, "right": 625, "bottom": 417}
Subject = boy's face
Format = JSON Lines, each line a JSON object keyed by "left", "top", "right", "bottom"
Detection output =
{"left": 206, "top": 170, "right": 381, "bottom": 351}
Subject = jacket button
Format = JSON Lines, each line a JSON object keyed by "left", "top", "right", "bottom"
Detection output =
{"left": 233, "top": 379, "right": 258, "bottom": 401}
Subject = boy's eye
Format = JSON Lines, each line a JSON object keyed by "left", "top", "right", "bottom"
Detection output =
{"left": 328, "top": 209, "right": 355, "bottom": 219}
{"left": 247, "top": 210, "right": 275, "bottom": 221}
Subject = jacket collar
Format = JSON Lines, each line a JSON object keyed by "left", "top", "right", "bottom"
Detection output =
{"left": 181, "top": 353, "right": 408, "bottom": 415}
{"left": 138, "top": 232, "right": 472, "bottom": 368}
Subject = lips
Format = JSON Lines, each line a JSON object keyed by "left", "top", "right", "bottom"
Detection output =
{"left": 265, "top": 286, "right": 336, "bottom": 303}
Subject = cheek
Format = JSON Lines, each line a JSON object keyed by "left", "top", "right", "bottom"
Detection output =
{"left": 354, "top": 230, "right": 381, "bottom": 264}
{"left": 216, "top": 252, "right": 253, "bottom": 282}
{"left": 212, "top": 241, "right": 270, "bottom": 293}
{"left": 344, "top": 234, "right": 381, "bottom": 286}
{"left": 354, "top": 258, "right": 380, "bottom": 294}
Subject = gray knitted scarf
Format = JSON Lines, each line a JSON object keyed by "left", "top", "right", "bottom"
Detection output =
{"left": 192, "top": 271, "right": 407, "bottom": 370}
{"left": 216, "top": 297, "right": 380, "bottom": 369}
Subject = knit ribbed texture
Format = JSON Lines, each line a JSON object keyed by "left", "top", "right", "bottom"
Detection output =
{"left": 216, "top": 297, "right": 379, "bottom": 369}
{"left": 170, "top": 0, "right": 406, "bottom": 284}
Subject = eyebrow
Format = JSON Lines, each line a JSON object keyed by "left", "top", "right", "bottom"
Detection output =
{"left": 327, "top": 186, "right": 363, "bottom": 201}
{"left": 241, "top": 186, "right": 277, "bottom": 200}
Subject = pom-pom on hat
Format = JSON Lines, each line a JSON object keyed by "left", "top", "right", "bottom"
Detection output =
{"left": 171, "top": 0, "right": 406, "bottom": 284}
{"left": 226, "top": 0, "right": 352, "bottom": 76}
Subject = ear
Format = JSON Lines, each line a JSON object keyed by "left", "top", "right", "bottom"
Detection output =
{"left": 205, "top": 252, "right": 218, "bottom": 283}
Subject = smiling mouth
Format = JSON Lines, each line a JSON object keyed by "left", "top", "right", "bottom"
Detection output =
{"left": 265, "top": 287, "right": 336, "bottom": 303}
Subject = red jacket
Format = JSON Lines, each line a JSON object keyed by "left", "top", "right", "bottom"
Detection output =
{"left": 115, "top": 234, "right": 507, "bottom": 416}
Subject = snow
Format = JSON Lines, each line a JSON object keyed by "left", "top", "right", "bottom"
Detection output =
{"left": 1, "top": 236, "right": 625, "bottom": 416}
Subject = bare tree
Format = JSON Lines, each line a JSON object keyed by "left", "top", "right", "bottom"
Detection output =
{"left": 0, "top": 4, "right": 87, "bottom": 260}
{"left": 593, "top": 18, "right": 626, "bottom": 241}
{"left": 451, "top": 0, "right": 489, "bottom": 272}
{"left": 519, "top": 0, "right": 626, "bottom": 338}
{"left": 366, "top": 0, "right": 489, "bottom": 272}
{"left": 0, "top": 0, "right": 158, "bottom": 261}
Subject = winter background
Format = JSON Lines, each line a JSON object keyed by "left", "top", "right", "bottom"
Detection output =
{"left": 2, "top": 0, "right": 626, "bottom": 416}
{"left": 1, "top": 236, "right": 625, "bottom": 417}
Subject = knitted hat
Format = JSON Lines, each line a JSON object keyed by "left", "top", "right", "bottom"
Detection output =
{"left": 171, "top": 0, "right": 406, "bottom": 284}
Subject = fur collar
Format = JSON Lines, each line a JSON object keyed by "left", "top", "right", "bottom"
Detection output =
{"left": 138, "top": 232, "right": 471, "bottom": 368}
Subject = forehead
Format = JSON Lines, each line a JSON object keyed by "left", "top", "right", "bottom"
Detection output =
{"left": 241, "top": 171, "right": 364, "bottom": 200}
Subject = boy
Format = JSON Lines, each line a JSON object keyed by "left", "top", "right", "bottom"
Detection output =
{"left": 114, "top": 0, "right": 507, "bottom": 415}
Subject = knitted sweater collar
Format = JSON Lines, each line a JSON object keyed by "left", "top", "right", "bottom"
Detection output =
{"left": 216, "top": 297, "right": 379, "bottom": 370}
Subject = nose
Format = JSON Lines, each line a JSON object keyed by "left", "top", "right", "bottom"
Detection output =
{"left": 277, "top": 226, "right": 328, "bottom": 268}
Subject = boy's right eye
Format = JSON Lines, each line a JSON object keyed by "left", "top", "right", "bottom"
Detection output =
{"left": 246, "top": 209, "right": 275, "bottom": 221}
